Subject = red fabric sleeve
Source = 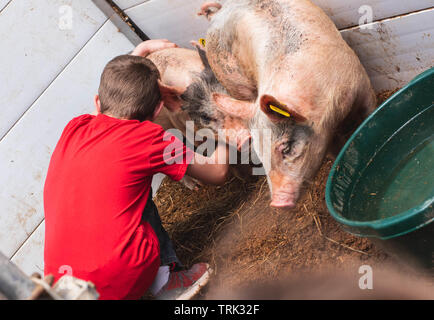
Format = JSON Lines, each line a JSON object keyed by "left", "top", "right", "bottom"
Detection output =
{"left": 147, "top": 127, "right": 194, "bottom": 181}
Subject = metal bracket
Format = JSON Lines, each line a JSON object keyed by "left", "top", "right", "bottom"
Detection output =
{"left": 91, "top": 0, "right": 148, "bottom": 46}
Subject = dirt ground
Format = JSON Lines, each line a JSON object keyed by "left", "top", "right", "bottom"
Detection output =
{"left": 152, "top": 89, "right": 429, "bottom": 298}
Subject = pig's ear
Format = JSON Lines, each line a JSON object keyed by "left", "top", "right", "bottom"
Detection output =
{"left": 212, "top": 93, "right": 255, "bottom": 120}
{"left": 197, "top": 2, "right": 222, "bottom": 20}
{"left": 260, "top": 94, "right": 307, "bottom": 123}
{"left": 190, "top": 40, "right": 212, "bottom": 70}
{"left": 158, "top": 79, "right": 184, "bottom": 112}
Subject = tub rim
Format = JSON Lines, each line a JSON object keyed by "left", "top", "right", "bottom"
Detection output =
{"left": 325, "top": 67, "right": 434, "bottom": 240}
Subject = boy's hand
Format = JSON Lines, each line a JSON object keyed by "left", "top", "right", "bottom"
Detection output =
{"left": 131, "top": 39, "right": 178, "bottom": 57}
{"left": 186, "top": 143, "right": 230, "bottom": 186}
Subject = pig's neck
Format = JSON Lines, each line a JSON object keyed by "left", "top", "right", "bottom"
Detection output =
{"left": 233, "top": 15, "right": 272, "bottom": 91}
{"left": 256, "top": 65, "right": 290, "bottom": 102}
{"left": 251, "top": 44, "right": 291, "bottom": 99}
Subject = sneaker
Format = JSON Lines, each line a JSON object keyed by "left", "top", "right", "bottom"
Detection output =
{"left": 154, "top": 263, "right": 212, "bottom": 300}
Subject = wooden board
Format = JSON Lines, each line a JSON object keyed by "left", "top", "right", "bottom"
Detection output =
{"left": 0, "top": 0, "right": 107, "bottom": 140}
{"left": 0, "top": 20, "right": 135, "bottom": 260}
{"left": 342, "top": 8, "right": 434, "bottom": 92}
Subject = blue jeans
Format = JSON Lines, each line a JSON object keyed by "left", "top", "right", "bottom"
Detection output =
{"left": 141, "top": 189, "right": 182, "bottom": 269}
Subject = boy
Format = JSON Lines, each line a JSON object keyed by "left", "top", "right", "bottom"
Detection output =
{"left": 43, "top": 40, "right": 229, "bottom": 300}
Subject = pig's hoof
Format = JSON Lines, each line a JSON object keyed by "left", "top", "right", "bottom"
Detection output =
{"left": 180, "top": 175, "right": 203, "bottom": 190}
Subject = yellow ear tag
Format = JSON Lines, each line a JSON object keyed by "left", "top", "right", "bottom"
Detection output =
{"left": 199, "top": 38, "right": 206, "bottom": 47}
{"left": 269, "top": 105, "right": 290, "bottom": 118}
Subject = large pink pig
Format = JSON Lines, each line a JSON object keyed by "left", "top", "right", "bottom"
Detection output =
{"left": 197, "top": 0, "right": 377, "bottom": 208}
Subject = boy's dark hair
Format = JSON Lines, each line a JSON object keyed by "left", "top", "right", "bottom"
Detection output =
{"left": 98, "top": 54, "right": 161, "bottom": 121}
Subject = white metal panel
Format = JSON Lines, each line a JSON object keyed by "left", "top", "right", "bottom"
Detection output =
{"left": 0, "top": 0, "right": 107, "bottom": 140}
{"left": 0, "top": 0, "right": 10, "bottom": 11}
{"left": 0, "top": 20, "right": 135, "bottom": 259}
{"left": 313, "top": 0, "right": 434, "bottom": 29}
{"left": 116, "top": 0, "right": 149, "bottom": 10}
{"left": 11, "top": 222, "right": 45, "bottom": 276}
{"left": 342, "top": 8, "right": 434, "bottom": 92}
{"left": 152, "top": 173, "right": 165, "bottom": 197}
{"left": 125, "top": 0, "right": 212, "bottom": 49}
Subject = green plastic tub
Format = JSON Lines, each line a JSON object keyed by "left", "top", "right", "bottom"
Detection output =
{"left": 326, "top": 67, "right": 434, "bottom": 270}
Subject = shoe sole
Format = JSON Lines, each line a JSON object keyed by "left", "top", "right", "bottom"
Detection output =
{"left": 176, "top": 267, "right": 213, "bottom": 300}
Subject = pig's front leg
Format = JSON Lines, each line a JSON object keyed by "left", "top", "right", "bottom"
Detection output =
{"left": 181, "top": 142, "right": 232, "bottom": 190}
{"left": 179, "top": 175, "right": 203, "bottom": 191}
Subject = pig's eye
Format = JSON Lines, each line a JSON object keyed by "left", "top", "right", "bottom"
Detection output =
{"left": 282, "top": 139, "right": 307, "bottom": 161}
{"left": 281, "top": 145, "right": 291, "bottom": 155}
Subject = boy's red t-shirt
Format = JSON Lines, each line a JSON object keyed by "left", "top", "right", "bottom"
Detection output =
{"left": 43, "top": 113, "right": 193, "bottom": 300}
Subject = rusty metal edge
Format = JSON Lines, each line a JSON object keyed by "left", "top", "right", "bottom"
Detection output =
{"left": 0, "top": 251, "right": 36, "bottom": 300}
{"left": 91, "top": 0, "right": 144, "bottom": 46}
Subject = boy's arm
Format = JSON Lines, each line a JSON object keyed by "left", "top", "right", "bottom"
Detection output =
{"left": 186, "top": 144, "right": 230, "bottom": 186}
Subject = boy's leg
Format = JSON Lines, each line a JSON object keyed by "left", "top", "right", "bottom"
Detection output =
{"left": 142, "top": 189, "right": 183, "bottom": 269}
{"left": 143, "top": 189, "right": 212, "bottom": 300}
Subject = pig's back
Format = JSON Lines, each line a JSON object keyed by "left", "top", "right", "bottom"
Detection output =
{"left": 206, "top": 0, "right": 358, "bottom": 98}
{"left": 148, "top": 48, "right": 204, "bottom": 84}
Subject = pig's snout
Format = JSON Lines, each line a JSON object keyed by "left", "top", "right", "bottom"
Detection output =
{"left": 269, "top": 173, "right": 301, "bottom": 208}
{"left": 270, "top": 192, "right": 298, "bottom": 208}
